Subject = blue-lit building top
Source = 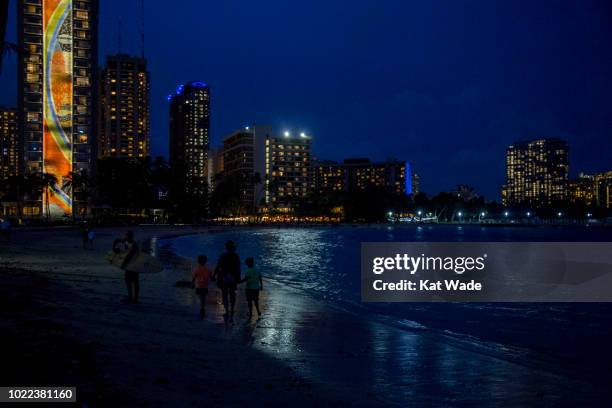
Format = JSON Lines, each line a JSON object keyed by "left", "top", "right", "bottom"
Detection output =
{"left": 168, "top": 81, "right": 211, "bottom": 199}
{"left": 167, "top": 81, "right": 209, "bottom": 101}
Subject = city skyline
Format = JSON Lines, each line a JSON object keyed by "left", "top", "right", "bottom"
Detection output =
{"left": 1, "top": 0, "right": 612, "bottom": 200}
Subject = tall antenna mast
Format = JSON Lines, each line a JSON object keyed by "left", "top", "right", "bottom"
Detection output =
{"left": 140, "top": 0, "right": 145, "bottom": 58}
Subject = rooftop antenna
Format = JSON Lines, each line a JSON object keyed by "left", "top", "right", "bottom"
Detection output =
{"left": 140, "top": 0, "right": 145, "bottom": 59}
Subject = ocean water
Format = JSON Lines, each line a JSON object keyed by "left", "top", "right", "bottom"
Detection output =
{"left": 158, "top": 224, "right": 612, "bottom": 382}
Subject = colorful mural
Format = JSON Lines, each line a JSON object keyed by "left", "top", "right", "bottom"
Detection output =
{"left": 43, "top": 0, "right": 73, "bottom": 216}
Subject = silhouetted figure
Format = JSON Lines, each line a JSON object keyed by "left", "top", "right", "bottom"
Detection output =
{"left": 192, "top": 255, "right": 213, "bottom": 319}
{"left": 240, "top": 257, "right": 263, "bottom": 318}
{"left": 82, "top": 225, "right": 89, "bottom": 249}
{"left": 87, "top": 228, "right": 95, "bottom": 249}
{"left": 121, "top": 230, "right": 140, "bottom": 303}
{"left": 214, "top": 240, "right": 241, "bottom": 320}
{"left": 0, "top": 219, "right": 11, "bottom": 242}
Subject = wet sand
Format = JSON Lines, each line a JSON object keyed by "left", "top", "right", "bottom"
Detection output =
{"left": 1, "top": 227, "right": 610, "bottom": 406}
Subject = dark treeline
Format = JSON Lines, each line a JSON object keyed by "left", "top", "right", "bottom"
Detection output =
{"left": 95, "top": 157, "right": 206, "bottom": 223}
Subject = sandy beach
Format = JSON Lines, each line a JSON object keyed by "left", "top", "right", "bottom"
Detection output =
{"left": 1, "top": 226, "right": 611, "bottom": 407}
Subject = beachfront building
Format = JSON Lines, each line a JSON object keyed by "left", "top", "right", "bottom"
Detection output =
{"left": 265, "top": 131, "right": 312, "bottom": 211}
{"left": 570, "top": 171, "right": 612, "bottom": 209}
{"left": 18, "top": 0, "right": 99, "bottom": 218}
{"left": 311, "top": 158, "right": 411, "bottom": 196}
{"left": 344, "top": 158, "right": 410, "bottom": 195}
{"left": 168, "top": 81, "right": 210, "bottom": 206}
{"left": 569, "top": 173, "right": 596, "bottom": 206}
{"left": 502, "top": 138, "right": 569, "bottom": 208}
{"left": 595, "top": 172, "right": 612, "bottom": 209}
{"left": 311, "top": 160, "right": 346, "bottom": 194}
{"left": 221, "top": 125, "right": 271, "bottom": 212}
{"left": 207, "top": 145, "right": 224, "bottom": 191}
{"left": 0, "top": 107, "right": 19, "bottom": 182}
{"left": 98, "top": 54, "right": 150, "bottom": 159}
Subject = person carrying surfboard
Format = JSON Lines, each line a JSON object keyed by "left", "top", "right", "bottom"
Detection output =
{"left": 213, "top": 240, "right": 241, "bottom": 320}
{"left": 121, "top": 230, "right": 140, "bottom": 304}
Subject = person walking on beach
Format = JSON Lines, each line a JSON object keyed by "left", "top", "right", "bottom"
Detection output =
{"left": 87, "top": 228, "right": 95, "bottom": 249}
{"left": 0, "top": 219, "right": 11, "bottom": 242}
{"left": 214, "top": 240, "right": 241, "bottom": 320}
{"left": 192, "top": 255, "right": 213, "bottom": 319}
{"left": 82, "top": 225, "right": 89, "bottom": 249}
{"left": 121, "top": 230, "right": 140, "bottom": 303}
{"left": 240, "top": 258, "right": 263, "bottom": 318}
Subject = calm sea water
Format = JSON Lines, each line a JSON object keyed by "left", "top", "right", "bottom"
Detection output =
{"left": 159, "top": 224, "right": 612, "bottom": 381}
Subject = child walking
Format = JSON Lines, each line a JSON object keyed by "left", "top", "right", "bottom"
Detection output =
{"left": 192, "top": 255, "right": 213, "bottom": 319}
{"left": 240, "top": 258, "right": 263, "bottom": 318}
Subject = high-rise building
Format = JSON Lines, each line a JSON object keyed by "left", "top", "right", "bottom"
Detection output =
{"left": 221, "top": 125, "right": 271, "bottom": 211}
{"left": 595, "top": 171, "right": 612, "bottom": 209}
{"left": 0, "top": 108, "right": 19, "bottom": 181}
{"left": 569, "top": 173, "right": 596, "bottom": 206}
{"left": 344, "top": 158, "right": 409, "bottom": 195}
{"left": 570, "top": 171, "right": 612, "bottom": 209}
{"left": 502, "top": 138, "right": 569, "bottom": 207}
{"left": 311, "top": 160, "right": 345, "bottom": 194}
{"left": 18, "top": 0, "right": 98, "bottom": 218}
{"left": 168, "top": 81, "right": 210, "bottom": 201}
{"left": 312, "top": 158, "right": 410, "bottom": 196}
{"left": 99, "top": 54, "right": 150, "bottom": 159}
{"left": 207, "top": 145, "right": 224, "bottom": 191}
{"left": 265, "top": 131, "right": 312, "bottom": 210}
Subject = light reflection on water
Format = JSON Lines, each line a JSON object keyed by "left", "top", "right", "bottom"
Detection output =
{"left": 161, "top": 225, "right": 612, "bottom": 374}
{"left": 166, "top": 225, "right": 612, "bottom": 307}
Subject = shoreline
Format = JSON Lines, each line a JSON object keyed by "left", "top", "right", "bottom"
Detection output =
{"left": 164, "top": 230, "right": 612, "bottom": 387}
{"left": 1, "top": 226, "right": 360, "bottom": 406}
{"left": 3, "top": 220, "right": 611, "bottom": 232}
{"left": 2, "top": 226, "right": 611, "bottom": 406}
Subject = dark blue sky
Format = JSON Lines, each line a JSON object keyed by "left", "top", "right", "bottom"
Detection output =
{"left": 2, "top": 0, "right": 611, "bottom": 199}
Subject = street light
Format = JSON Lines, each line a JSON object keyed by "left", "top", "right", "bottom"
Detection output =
{"left": 504, "top": 211, "right": 509, "bottom": 217}
{"left": 417, "top": 210, "right": 422, "bottom": 216}
{"left": 557, "top": 212, "right": 563, "bottom": 217}
{"left": 284, "top": 131, "right": 290, "bottom": 137}
{"left": 526, "top": 211, "right": 531, "bottom": 217}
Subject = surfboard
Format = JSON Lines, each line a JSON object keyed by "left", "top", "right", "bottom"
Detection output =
{"left": 124, "top": 252, "right": 164, "bottom": 274}
{"left": 107, "top": 249, "right": 164, "bottom": 274}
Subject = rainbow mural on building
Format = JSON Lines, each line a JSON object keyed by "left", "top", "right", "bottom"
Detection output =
{"left": 43, "top": 0, "right": 73, "bottom": 217}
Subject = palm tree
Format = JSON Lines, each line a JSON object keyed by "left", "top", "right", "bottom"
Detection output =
{"left": 31, "top": 172, "right": 58, "bottom": 223}
{"left": 63, "top": 170, "right": 92, "bottom": 221}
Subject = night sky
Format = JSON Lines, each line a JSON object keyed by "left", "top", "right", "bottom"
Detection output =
{"left": 1, "top": 0, "right": 611, "bottom": 199}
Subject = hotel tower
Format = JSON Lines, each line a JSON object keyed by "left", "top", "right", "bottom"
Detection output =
{"left": 18, "top": 0, "right": 98, "bottom": 218}
{"left": 168, "top": 81, "right": 210, "bottom": 205}
{"left": 99, "top": 54, "right": 150, "bottom": 159}
{"left": 502, "top": 138, "right": 569, "bottom": 208}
